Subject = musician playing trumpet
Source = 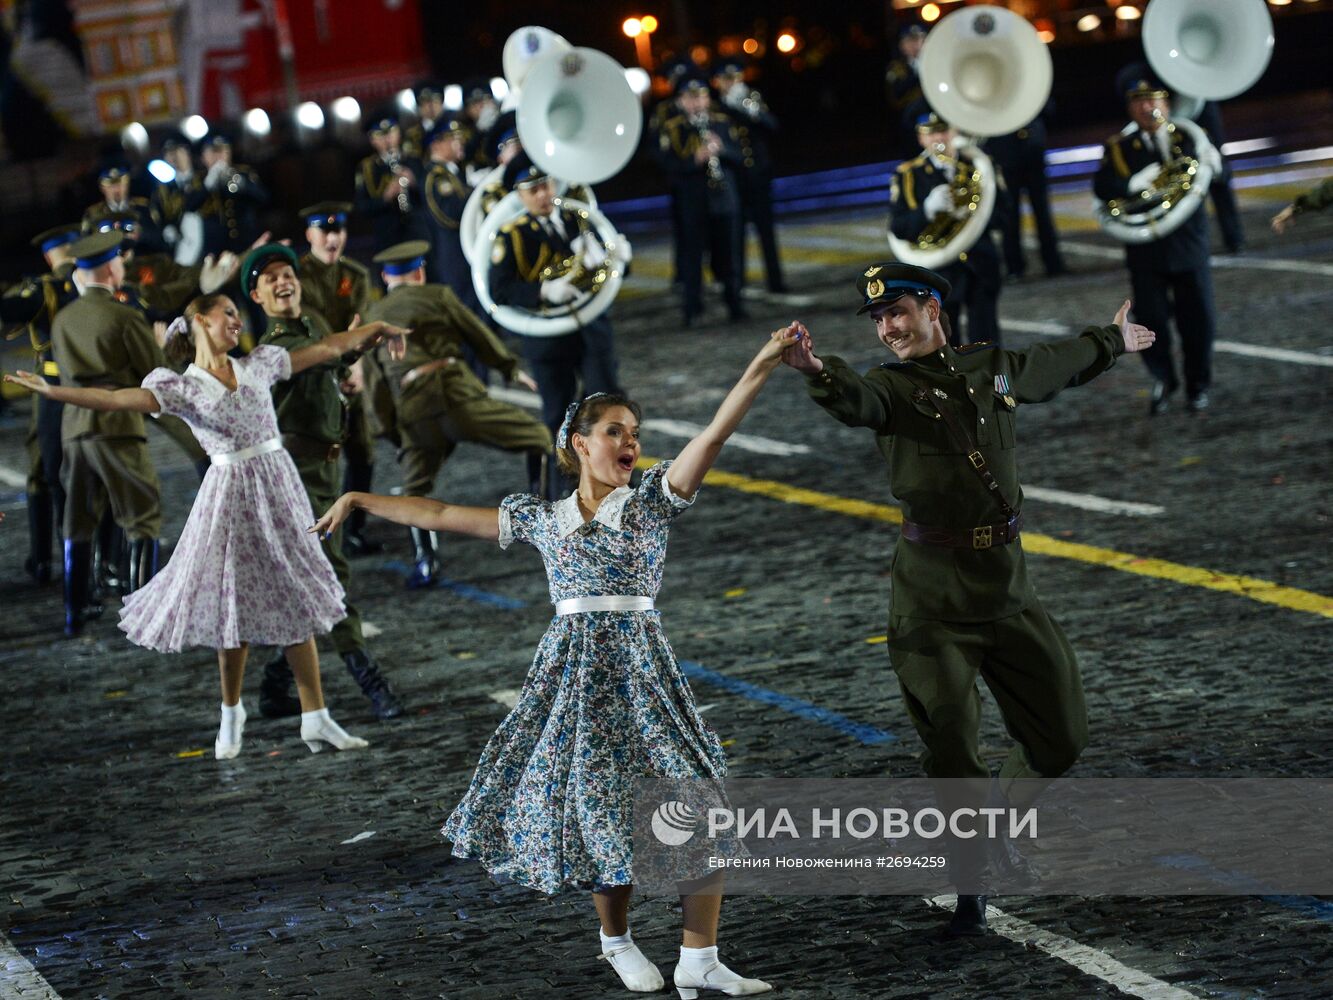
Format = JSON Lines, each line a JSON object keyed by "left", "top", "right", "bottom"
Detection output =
{"left": 889, "top": 109, "right": 1003, "bottom": 347}
{"left": 1093, "top": 68, "right": 1221, "bottom": 415}
{"left": 355, "top": 116, "right": 426, "bottom": 252}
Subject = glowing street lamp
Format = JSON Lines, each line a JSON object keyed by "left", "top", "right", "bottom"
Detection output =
{"left": 624, "top": 14, "right": 659, "bottom": 69}
{"left": 776, "top": 32, "right": 798, "bottom": 54}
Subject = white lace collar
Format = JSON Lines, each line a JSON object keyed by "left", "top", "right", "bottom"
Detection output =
{"left": 553, "top": 486, "right": 632, "bottom": 538}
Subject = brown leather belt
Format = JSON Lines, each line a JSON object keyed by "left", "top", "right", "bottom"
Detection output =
{"left": 901, "top": 514, "right": 1024, "bottom": 550}
{"left": 400, "top": 356, "right": 455, "bottom": 389}
{"left": 281, "top": 433, "right": 342, "bottom": 463}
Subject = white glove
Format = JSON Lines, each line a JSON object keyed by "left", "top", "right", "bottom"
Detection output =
{"left": 204, "top": 160, "right": 229, "bottom": 191}
{"left": 540, "top": 274, "right": 581, "bottom": 306}
{"left": 199, "top": 251, "right": 238, "bottom": 294}
{"left": 162, "top": 224, "right": 179, "bottom": 247}
{"left": 570, "top": 233, "right": 608, "bottom": 270}
{"left": 1198, "top": 141, "right": 1223, "bottom": 175}
{"left": 923, "top": 184, "right": 955, "bottom": 221}
{"left": 1128, "top": 164, "right": 1161, "bottom": 194}
{"left": 611, "top": 234, "right": 632, "bottom": 265}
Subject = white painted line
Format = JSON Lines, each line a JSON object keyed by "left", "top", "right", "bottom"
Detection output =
{"left": 0, "top": 463, "right": 26, "bottom": 489}
{"left": 490, "top": 688, "right": 520, "bottom": 709}
{"left": 0, "top": 931, "right": 62, "bottom": 999}
{"left": 924, "top": 895, "right": 1201, "bottom": 1000}
{"left": 1003, "top": 316, "right": 1333, "bottom": 368}
{"left": 340, "top": 830, "right": 376, "bottom": 845}
{"left": 1057, "top": 238, "right": 1333, "bottom": 277}
{"left": 1023, "top": 486, "right": 1163, "bottom": 517}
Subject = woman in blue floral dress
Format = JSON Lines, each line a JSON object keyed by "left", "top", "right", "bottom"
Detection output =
{"left": 313, "top": 327, "right": 801, "bottom": 997}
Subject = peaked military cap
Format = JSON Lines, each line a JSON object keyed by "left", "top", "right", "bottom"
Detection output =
{"left": 372, "top": 240, "right": 431, "bottom": 275}
{"left": 486, "top": 111, "right": 519, "bottom": 159}
{"left": 161, "top": 133, "right": 190, "bottom": 153}
{"left": 915, "top": 109, "right": 951, "bottom": 133}
{"left": 899, "top": 23, "right": 928, "bottom": 40}
{"left": 855, "top": 262, "right": 951, "bottom": 315}
{"left": 674, "top": 71, "right": 710, "bottom": 97}
{"left": 367, "top": 115, "right": 398, "bottom": 135}
{"left": 70, "top": 231, "right": 125, "bottom": 270}
{"left": 31, "top": 223, "right": 83, "bottom": 253}
{"left": 202, "top": 133, "right": 232, "bottom": 149}
{"left": 240, "top": 243, "right": 299, "bottom": 296}
{"left": 462, "top": 78, "right": 493, "bottom": 104}
{"left": 1116, "top": 63, "right": 1169, "bottom": 101}
{"left": 502, "top": 152, "right": 548, "bottom": 191}
{"left": 416, "top": 81, "right": 443, "bottom": 103}
{"left": 712, "top": 57, "right": 746, "bottom": 78}
{"left": 89, "top": 211, "right": 142, "bottom": 236}
{"left": 98, "top": 161, "right": 130, "bottom": 182}
{"left": 299, "top": 201, "right": 352, "bottom": 229}
{"left": 426, "top": 115, "right": 469, "bottom": 145}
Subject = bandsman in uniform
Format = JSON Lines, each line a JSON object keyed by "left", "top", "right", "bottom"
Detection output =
{"left": 459, "top": 79, "right": 501, "bottom": 184}
{"left": 654, "top": 71, "right": 747, "bottom": 325}
{"left": 149, "top": 135, "right": 203, "bottom": 261}
{"left": 403, "top": 82, "right": 445, "bottom": 160}
{"left": 355, "top": 115, "right": 425, "bottom": 252}
{"left": 886, "top": 24, "right": 927, "bottom": 157}
{"left": 418, "top": 117, "right": 480, "bottom": 311}
{"left": 364, "top": 241, "right": 551, "bottom": 585}
{"left": 783, "top": 261, "right": 1157, "bottom": 936}
{"left": 488, "top": 155, "right": 625, "bottom": 490}
{"left": 713, "top": 57, "right": 788, "bottom": 295}
{"left": 195, "top": 134, "right": 269, "bottom": 255}
{"left": 244, "top": 244, "right": 405, "bottom": 720}
{"left": 984, "top": 101, "right": 1067, "bottom": 280}
{"left": 296, "top": 201, "right": 380, "bottom": 556}
{"left": 890, "top": 109, "right": 1003, "bottom": 346}
{"left": 83, "top": 161, "right": 152, "bottom": 238}
{"left": 1, "top": 223, "right": 81, "bottom": 585}
{"left": 50, "top": 232, "right": 169, "bottom": 635}
{"left": 1093, "top": 68, "right": 1221, "bottom": 414}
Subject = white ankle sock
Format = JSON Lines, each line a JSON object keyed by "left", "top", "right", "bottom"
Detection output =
{"left": 301, "top": 707, "right": 329, "bottom": 725}
{"left": 219, "top": 701, "right": 244, "bottom": 740}
{"left": 679, "top": 945, "right": 719, "bottom": 974}
{"left": 600, "top": 929, "right": 633, "bottom": 952}
{"left": 600, "top": 928, "right": 662, "bottom": 991}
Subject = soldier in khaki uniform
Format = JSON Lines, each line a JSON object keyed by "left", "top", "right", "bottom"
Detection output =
{"left": 1, "top": 224, "right": 81, "bottom": 585}
{"left": 50, "top": 233, "right": 169, "bottom": 635}
{"left": 783, "top": 262, "right": 1157, "bottom": 936}
{"left": 364, "top": 241, "right": 551, "bottom": 586}
{"left": 244, "top": 244, "right": 405, "bottom": 721}
{"left": 296, "top": 202, "right": 380, "bottom": 556}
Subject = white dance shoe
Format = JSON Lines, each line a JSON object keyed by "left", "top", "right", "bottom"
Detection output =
{"left": 673, "top": 952, "right": 773, "bottom": 998}
{"left": 598, "top": 933, "right": 664, "bottom": 993}
{"left": 215, "top": 701, "right": 246, "bottom": 760}
{"left": 300, "top": 708, "right": 369, "bottom": 753}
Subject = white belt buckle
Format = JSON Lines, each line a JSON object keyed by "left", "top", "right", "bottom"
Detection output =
{"left": 554, "top": 595, "right": 655, "bottom": 616}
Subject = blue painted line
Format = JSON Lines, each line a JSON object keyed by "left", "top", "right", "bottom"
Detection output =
{"left": 1156, "top": 854, "right": 1333, "bottom": 923}
{"left": 378, "top": 560, "right": 528, "bottom": 610}
{"left": 680, "top": 659, "right": 897, "bottom": 746}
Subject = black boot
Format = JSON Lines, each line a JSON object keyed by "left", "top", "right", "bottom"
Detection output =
{"left": 407, "top": 526, "right": 440, "bottom": 589}
{"left": 62, "top": 540, "right": 103, "bottom": 637}
{"left": 945, "top": 895, "right": 989, "bottom": 938}
{"left": 985, "top": 777, "right": 1038, "bottom": 888}
{"left": 126, "top": 538, "right": 160, "bottom": 593}
{"left": 526, "top": 450, "right": 545, "bottom": 498}
{"left": 343, "top": 649, "right": 404, "bottom": 720}
{"left": 258, "top": 651, "right": 302, "bottom": 718}
{"left": 25, "top": 495, "right": 54, "bottom": 585}
{"left": 94, "top": 518, "right": 129, "bottom": 597}
{"left": 342, "top": 461, "right": 382, "bottom": 556}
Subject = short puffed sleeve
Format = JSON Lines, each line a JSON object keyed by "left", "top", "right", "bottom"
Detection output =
{"left": 627, "top": 461, "right": 696, "bottom": 525}
{"left": 498, "top": 493, "right": 545, "bottom": 550}
{"left": 141, "top": 368, "right": 194, "bottom": 422}
{"left": 241, "top": 344, "right": 292, "bottom": 387}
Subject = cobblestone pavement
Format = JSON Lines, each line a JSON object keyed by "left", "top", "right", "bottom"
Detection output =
{"left": 2, "top": 184, "right": 1331, "bottom": 999}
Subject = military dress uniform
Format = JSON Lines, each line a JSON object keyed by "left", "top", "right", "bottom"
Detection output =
{"left": 365, "top": 241, "right": 552, "bottom": 584}
{"left": 193, "top": 138, "right": 268, "bottom": 255}
{"left": 984, "top": 106, "right": 1067, "bottom": 279}
{"left": 149, "top": 169, "right": 203, "bottom": 257}
{"left": 890, "top": 126, "right": 1003, "bottom": 346}
{"left": 655, "top": 79, "right": 747, "bottom": 324}
{"left": 51, "top": 233, "right": 167, "bottom": 634}
{"left": 419, "top": 120, "right": 481, "bottom": 312}
{"left": 1, "top": 228, "right": 80, "bottom": 584}
{"left": 487, "top": 181, "right": 622, "bottom": 444}
{"left": 1092, "top": 105, "right": 1217, "bottom": 410}
{"left": 885, "top": 26, "right": 926, "bottom": 158}
{"left": 354, "top": 137, "right": 426, "bottom": 252}
{"left": 806, "top": 264, "right": 1121, "bottom": 919}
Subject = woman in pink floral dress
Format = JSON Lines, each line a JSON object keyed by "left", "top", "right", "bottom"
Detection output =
{"left": 6, "top": 293, "right": 406, "bottom": 761}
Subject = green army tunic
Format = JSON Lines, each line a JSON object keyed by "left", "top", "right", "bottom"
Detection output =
{"left": 258, "top": 311, "right": 364, "bottom": 654}
{"left": 363, "top": 283, "right": 551, "bottom": 496}
{"left": 1293, "top": 177, "right": 1333, "bottom": 216}
{"left": 50, "top": 286, "right": 165, "bottom": 541}
{"left": 807, "top": 325, "right": 1124, "bottom": 789}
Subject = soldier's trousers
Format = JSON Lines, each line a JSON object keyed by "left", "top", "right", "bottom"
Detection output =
{"left": 1129, "top": 264, "right": 1216, "bottom": 398}
{"left": 887, "top": 599, "right": 1087, "bottom": 810}
{"left": 61, "top": 436, "right": 161, "bottom": 543}
{"left": 399, "top": 400, "right": 551, "bottom": 497}
{"left": 739, "top": 169, "right": 785, "bottom": 292}
{"left": 293, "top": 452, "right": 362, "bottom": 655}
{"left": 941, "top": 243, "right": 1002, "bottom": 347}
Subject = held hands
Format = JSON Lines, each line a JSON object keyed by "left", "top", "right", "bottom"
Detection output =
{"left": 346, "top": 314, "right": 411, "bottom": 360}
{"left": 753, "top": 322, "right": 804, "bottom": 371}
{"left": 3, "top": 371, "right": 51, "bottom": 395}
{"left": 310, "top": 495, "right": 356, "bottom": 540}
{"left": 1113, "top": 299, "right": 1157, "bottom": 355}
{"left": 779, "top": 320, "right": 822, "bottom": 374}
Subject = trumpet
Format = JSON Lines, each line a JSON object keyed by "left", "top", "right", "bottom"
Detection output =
{"left": 689, "top": 112, "right": 726, "bottom": 185}
{"left": 385, "top": 149, "right": 412, "bottom": 214}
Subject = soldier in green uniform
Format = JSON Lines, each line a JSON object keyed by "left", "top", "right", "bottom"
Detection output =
{"left": 782, "top": 262, "right": 1157, "bottom": 935}
{"left": 243, "top": 244, "right": 405, "bottom": 721}
{"left": 1272, "top": 175, "right": 1333, "bottom": 233}
{"left": 364, "top": 241, "right": 551, "bottom": 586}
{"left": 296, "top": 202, "right": 380, "bottom": 556}
{"left": 50, "top": 232, "right": 170, "bottom": 635}
{"left": 1, "top": 223, "right": 81, "bottom": 585}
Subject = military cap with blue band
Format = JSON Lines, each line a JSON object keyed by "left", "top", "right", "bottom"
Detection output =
{"left": 425, "top": 116, "right": 468, "bottom": 145}
{"left": 98, "top": 162, "right": 130, "bottom": 182}
{"left": 855, "top": 262, "right": 951, "bottom": 315}
{"left": 367, "top": 116, "right": 398, "bottom": 135}
{"left": 372, "top": 240, "right": 431, "bottom": 276}
{"left": 31, "top": 224, "right": 83, "bottom": 253}
{"left": 92, "top": 211, "right": 140, "bottom": 235}
{"left": 502, "top": 152, "right": 548, "bottom": 191}
{"left": 240, "top": 243, "right": 299, "bottom": 296}
{"left": 70, "top": 231, "right": 125, "bottom": 270}
{"left": 298, "top": 201, "right": 351, "bottom": 229}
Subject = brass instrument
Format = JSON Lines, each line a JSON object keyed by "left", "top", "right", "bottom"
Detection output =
{"left": 1095, "top": 113, "right": 1213, "bottom": 244}
{"left": 689, "top": 112, "right": 726, "bottom": 185}
{"left": 385, "top": 149, "right": 412, "bottom": 214}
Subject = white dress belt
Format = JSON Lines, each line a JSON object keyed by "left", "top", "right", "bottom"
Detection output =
{"left": 555, "top": 595, "right": 655, "bottom": 616}
{"left": 211, "top": 436, "right": 284, "bottom": 467}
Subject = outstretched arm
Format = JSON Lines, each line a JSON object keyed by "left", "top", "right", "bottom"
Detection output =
{"left": 288, "top": 316, "right": 410, "bottom": 375}
{"left": 3, "top": 372, "right": 159, "bottom": 413}
{"left": 311, "top": 492, "right": 499, "bottom": 542}
{"left": 665, "top": 325, "right": 799, "bottom": 501}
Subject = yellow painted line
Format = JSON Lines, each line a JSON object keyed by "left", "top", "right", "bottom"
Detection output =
{"left": 175, "top": 748, "right": 206, "bottom": 758}
{"left": 640, "top": 457, "right": 1333, "bottom": 619}
{"left": 724, "top": 587, "right": 747, "bottom": 598}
